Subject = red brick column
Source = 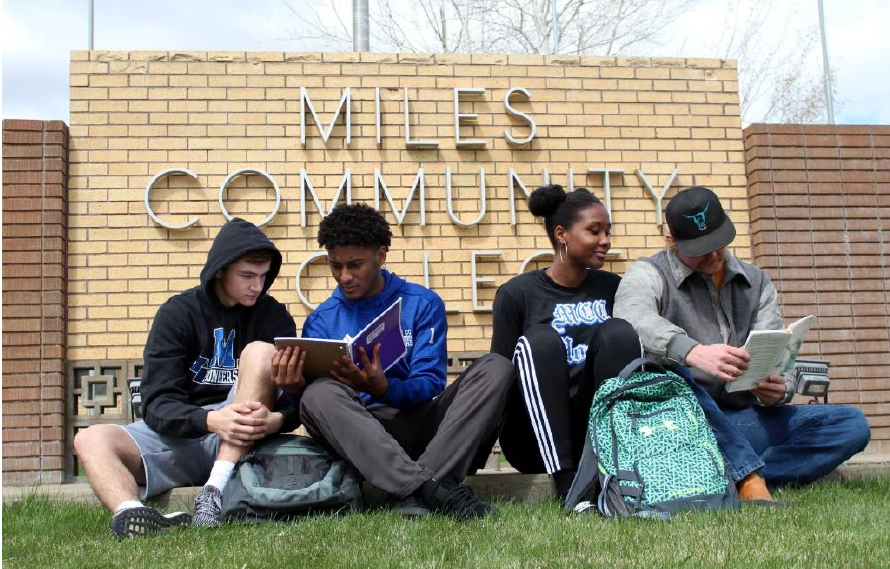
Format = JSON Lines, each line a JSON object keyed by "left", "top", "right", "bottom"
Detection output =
{"left": 745, "top": 124, "right": 890, "bottom": 454}
{"left": 2, "top": 119, "right": 69, "bottom": 484}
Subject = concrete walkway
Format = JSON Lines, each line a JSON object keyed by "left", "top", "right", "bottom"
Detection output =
{"left": 4, "top": 453, "right": 888, "bottom": 510}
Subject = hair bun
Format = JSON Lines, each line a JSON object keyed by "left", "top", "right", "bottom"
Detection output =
{"left": 528, "top": 184, "right": 567, "bottom": 218}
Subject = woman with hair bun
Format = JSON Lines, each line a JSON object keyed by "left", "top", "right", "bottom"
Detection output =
{"left": 490, "top": 184, "right": 643, "bottom": 501}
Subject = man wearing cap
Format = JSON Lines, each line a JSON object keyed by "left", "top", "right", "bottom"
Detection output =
{"left": 614, "top": 186, "right": 870, "bottom": 493}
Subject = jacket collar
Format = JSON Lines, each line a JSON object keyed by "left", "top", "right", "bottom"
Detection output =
{"left": 666, "top": 249, "right": 751, "bottom": 288}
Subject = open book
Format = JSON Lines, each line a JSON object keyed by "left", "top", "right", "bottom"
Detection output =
{"left": 274, "top": 298, "right": 407, "bottom": 380}
{"left": 725, "top": 315, "right": 815, "bottom": 393}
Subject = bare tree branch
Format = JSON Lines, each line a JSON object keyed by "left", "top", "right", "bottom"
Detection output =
{"left": 280, "top": 0, "right": 837, "bottom": 123}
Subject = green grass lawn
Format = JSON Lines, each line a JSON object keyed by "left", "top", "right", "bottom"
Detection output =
{"left": 4, "top": 476, "right": 889, "bottom": 569}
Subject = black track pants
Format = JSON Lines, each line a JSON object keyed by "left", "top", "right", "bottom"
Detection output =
{"left": 499, "top": 318, "right": 642, "bottom": 474}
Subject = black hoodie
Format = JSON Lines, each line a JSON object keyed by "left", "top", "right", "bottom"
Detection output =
{"left": 140, "top": 218, "right": 296, "bottom": 438}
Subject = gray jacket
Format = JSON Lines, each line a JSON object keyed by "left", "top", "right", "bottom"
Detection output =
{"left": 614, "top": 249, "right": 792, "bottom": 407}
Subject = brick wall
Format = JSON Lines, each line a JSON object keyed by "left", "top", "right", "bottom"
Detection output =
{"left": 745, "top": 124, "right": 890, "bottom": 454}
{"left": 67, "top": 51, "right": 748, "bottom": 361}
{"left": 2, "top": 119, "right": 69, "bottom": 484}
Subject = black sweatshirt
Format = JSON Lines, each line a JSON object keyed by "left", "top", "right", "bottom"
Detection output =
{"left": 491, "top": 269, "right": 621, "bottom": 386}
{"left": 139, "top": 218, "right": 297, "bottom": 439}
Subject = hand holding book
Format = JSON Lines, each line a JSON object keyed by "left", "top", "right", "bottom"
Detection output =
{"left": 725, "top": 315, "right": 815, "bottom": 393}
{"left": 271, "top": 345, "right": 307, "bottom": 396}
{"left": 331, "top": 343, "right": 388, "bottom": 398}
{"left": 274, "top": 298, "right": 407, "bottom": 381}
{"left": 685, "top": 343, "right": 751, "bottom": 382}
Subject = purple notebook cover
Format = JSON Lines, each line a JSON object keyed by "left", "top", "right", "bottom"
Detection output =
{"left": 349, "top": 297, "right": 407, "bottom": 372}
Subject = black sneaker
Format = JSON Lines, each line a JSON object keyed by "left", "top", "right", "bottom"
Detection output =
{"left": 393, "top": 495, "right": 431, "bottom": 518}
{"left": 418, "top": 478, "right": 497, "bottom": 521}
{"left": 192, "top": 485, "right": 223, "bottom": 527}
{"left": 108, "top": 506, "right": 190, "bottom": 538}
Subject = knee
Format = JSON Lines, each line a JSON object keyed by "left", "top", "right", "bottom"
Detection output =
{"left": 599, "top": 317, "right": 640, "bottom": 344}
{"left": 239, "top": 341, "right": 276, "bottom": 373}
{"left": 300, "top": 378, "right": 349, "bottom": 416}
{"left": 837, "top": 406, "right": 871, "bottom": 453}
{"left": 473, "top": 353, "right": 516, "bottom": 392}
{"left": 518, "top": 324, "right": 562, "bottom": 353}
{"left": 74, "top": 424, "right": 124, "bottom": 460}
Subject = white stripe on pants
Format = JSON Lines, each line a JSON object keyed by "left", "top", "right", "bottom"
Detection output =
{"left": 513, "top": 336, "right": 561, "bottom": 474}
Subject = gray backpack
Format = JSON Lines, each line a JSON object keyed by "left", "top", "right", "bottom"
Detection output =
{"left": 221, "top": 434, "right": 363, "bottom": 521}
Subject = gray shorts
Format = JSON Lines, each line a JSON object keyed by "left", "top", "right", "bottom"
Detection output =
{"left": 117, "top": 386, "right": 236, "bottom": 500}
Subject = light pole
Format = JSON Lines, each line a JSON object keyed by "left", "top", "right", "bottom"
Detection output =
{"left": 88, "top": 0, "right": 95, "bottom": 50}
{"left": 353, "top": 0, "right": 369, "bottom": 52}
{"left": 817, "top": 0, "right": 835, "bottom": 124}
{"left": 550, "top": 0, "right": 559, "bottom": 54}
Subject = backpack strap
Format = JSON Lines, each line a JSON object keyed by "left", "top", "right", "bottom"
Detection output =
{"left": 617, "top": 357, "right": 669, "bottom": 380}
{"left": 563, "top": 435, "right": 601, "bottom": 511}
{"left": 616, "top": 465, "right": 645, "bottom": 509}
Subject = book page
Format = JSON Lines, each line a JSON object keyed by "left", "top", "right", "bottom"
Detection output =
{"left": 725, "top": 315, "right": 816, "bottom": 393}
{"left": 778, "top": 315, "right": 815, "bottom": 374}
{"left": 725, "top": 330, "right": 790, "bottom": 392}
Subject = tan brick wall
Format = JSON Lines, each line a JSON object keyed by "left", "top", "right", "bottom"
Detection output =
{"left": 2, "top": 119, "right": 69, "bottom": 484}
{"left": 67, "top": 51, "right": 748, "bottom": 361}
{"left": 745, "top": 124, "right": 890, "bottom": 454}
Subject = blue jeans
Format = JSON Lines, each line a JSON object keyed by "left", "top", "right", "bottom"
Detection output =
{"left": 721, "top": 403, "right": 870, "bottom": 486}
{"left": 671, "top": 367, "right": 764, "bottom": 482}
{"left": 673, "top": 366, "right": 871, "bottom": 486}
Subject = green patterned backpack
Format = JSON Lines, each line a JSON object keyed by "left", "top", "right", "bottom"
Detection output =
{"left": 565, "top": 358, "right": 738, "bottom": 518}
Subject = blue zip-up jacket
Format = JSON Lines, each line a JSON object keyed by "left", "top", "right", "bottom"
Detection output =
{"left": 302, "top": 269, "right": 448, "bottom": 410}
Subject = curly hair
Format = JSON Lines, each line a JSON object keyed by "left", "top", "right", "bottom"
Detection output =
{"left": 528, "top": 184, "right": 604, "bottom": 248}
{"left": 317, "top": 203, "right": 393, "bottom": 249}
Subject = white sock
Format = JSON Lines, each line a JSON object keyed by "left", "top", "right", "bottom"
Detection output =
{"left": 205, "top": 460, "right": 236, "bottom": 491}
{"left": 114, "top": 500, "right": 145, "bottom": 514}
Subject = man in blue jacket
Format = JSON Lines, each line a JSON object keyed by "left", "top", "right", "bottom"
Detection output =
{"left": 274, "top": 203, "right": 514, "bottom": 519}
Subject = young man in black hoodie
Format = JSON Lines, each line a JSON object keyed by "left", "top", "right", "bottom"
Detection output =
{"left": 74, "top": 218, "right": 298, "bottom": 537}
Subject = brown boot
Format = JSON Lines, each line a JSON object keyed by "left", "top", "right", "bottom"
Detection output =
{"left": 736, "top": 472, "right": 775, "bottom": 505}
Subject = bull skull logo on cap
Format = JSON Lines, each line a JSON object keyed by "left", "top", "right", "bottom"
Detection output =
{"left": 684, "top": 203, "right": 709, "bottom": 231}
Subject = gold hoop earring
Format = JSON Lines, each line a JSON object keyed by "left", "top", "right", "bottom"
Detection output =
{"left": 558, "top": 241, "right": 567, "bottom": 264}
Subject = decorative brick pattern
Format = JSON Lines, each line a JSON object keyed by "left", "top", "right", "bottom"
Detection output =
{"left": 65, "top": 360, "right": 143, "bottom": 477}
{"left": 2, "top": 119, "right": 69, "bottom": 484}
{"left": 745, "top": 124, "right": 890, "bottom": 454}
{"left": 67, "top": 51, "right": 748, "bottom": 362}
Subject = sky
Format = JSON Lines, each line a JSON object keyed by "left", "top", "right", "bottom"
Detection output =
{"left": 1, "top": 0, "right": 888, "bottom": 125}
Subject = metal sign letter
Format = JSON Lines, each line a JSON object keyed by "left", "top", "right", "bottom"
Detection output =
{"left": 218, "top": 168, "right": 281, "bottom": 228}
{"left": 471, "top": 250, "right": 502, "bottom": 312}
{"left": 454, "top": 88, "right": 487, "bottom": 148}
{"left": 300, "top": 86, "right": 352, "bottom": 146}
{"left": 636, "top": 167, "right": 679, "bottom": 227}
{"left": 300, "top": 168, "right": 352, "bottom": 226}
{"left": 504, "top": 87, "right": 536, "bottom": 146}
{"left": 374, "top": 167, "right": 426, "bottom": 225}
{"left": 404, "top": 88, "right": 439, "bottom": 148}
{"left": 446, "top": 167, "right": 486, "bottom": 227}
{"left": 144, "top": 167, "right": 200, "bottom": 230}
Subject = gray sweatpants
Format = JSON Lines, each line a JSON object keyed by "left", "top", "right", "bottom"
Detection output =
{"left": 299, "top": 353, "right": 514, "bottom": 499}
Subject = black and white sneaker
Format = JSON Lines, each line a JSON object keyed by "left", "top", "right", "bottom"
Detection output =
{"left": 418, "top": 478, "right": 497, "bottom": 521}
{"left": 192, "top": 485, "right": 224, "bottom": 527}
{"left": 108, "top": 506, "right": 190, "bottom": 538}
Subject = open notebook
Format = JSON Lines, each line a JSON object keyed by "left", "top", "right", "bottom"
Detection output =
{"left": 274, "top": 297, "right": 407, "bottom": 380}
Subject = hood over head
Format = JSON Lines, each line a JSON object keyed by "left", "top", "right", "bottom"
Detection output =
{"left": 199, "top": 217, "right": 282, "bottom": 299}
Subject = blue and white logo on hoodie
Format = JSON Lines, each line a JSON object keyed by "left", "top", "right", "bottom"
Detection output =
{"left": 190, "top": 327, "right": 238, "bottom": 385}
